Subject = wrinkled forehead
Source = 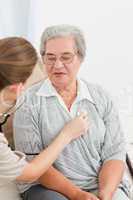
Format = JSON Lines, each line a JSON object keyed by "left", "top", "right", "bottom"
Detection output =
{"left": 45, "top": 36, "right": 77, "bottom": 54}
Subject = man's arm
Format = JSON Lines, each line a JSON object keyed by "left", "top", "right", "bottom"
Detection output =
{"left": 97, "top": 87, "right": 127, "bottom": 200}
{"left": 98, "top": 160, "right": 125, "bottom": 200}
{"left": 39, "top": 166, "right": 80, "bottom": 200}
{"left": 39, "top": 166, "right": 100, "bottom": 200}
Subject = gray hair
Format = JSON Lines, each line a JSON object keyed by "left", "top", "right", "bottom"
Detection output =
{"left": 40, "top": 25, "right": 86, "bottom": 61}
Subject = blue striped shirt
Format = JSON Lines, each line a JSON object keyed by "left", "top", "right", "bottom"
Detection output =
{"left": 14, "top": 78, "right": 129, "bottom": 195}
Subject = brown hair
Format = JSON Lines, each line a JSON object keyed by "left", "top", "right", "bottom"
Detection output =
{"left": 0, "top": 37, "right": 38, "bottom": 91}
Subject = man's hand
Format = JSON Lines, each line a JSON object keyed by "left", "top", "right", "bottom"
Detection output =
{"left": 98, "top": 190, "right": 112, "bottom": 200}
{"left": 72, "top": 190, "right": 100, "bottom": 200}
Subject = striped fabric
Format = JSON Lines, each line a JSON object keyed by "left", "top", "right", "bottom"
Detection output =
{"left": 14, "top": 78, "right": 130, "bottom": 196}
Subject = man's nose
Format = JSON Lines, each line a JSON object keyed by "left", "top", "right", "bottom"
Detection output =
{"left": 54, "top": 58, "right": 64, "bottom": 69}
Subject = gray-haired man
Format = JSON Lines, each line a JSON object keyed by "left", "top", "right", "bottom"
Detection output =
{"left": 14, "top": 25, "right": 130, "bottom": 200}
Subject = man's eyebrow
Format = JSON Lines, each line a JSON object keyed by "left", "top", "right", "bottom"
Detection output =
{"left": 46, "top": 52, "right": 74, "bottom": 55}
{"left": 45, "top": 53, "right": 56, "bottom": 56}
{"left": 62, "top": 52, "right": 74, "bottom": 54}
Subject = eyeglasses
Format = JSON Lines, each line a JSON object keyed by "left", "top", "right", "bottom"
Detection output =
{"left": 43, "top": 52, "right": 76, "bottom": 65}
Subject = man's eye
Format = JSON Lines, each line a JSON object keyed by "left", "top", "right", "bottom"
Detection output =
{"left": 47, "top": 57, "right": 56, "bottom": 61}
{"left": 62, "top": 56, "right": 71, "bottom": 60}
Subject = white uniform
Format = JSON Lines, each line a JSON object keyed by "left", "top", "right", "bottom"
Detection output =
{"left": 0, "top": 133, "right": 26, "bottom": 200}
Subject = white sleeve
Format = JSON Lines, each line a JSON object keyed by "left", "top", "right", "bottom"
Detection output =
{"left": 0, "top": 133, "right": 27, "bottom": 186}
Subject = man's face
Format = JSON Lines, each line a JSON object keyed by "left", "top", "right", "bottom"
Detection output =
{"left": 43, "top": 36, "right": 81, "bottom": 88}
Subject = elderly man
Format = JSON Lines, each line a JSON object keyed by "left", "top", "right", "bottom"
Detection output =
{"left": 14, "top": 25, "right": 130, "bottom": 200}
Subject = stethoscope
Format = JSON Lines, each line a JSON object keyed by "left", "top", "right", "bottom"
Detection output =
{"left": 0, "top": 114, "right": 10, "bottom": 132}
{"left": 0, "top": 95, "right": 39, "bottom": 155}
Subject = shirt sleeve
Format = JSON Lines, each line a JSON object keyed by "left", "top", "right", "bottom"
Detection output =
{"left": 0, "top": 133, "right": 27, "bottom": 185}
{"left": 96, "top": 87, "right": 126, "bottom": 163}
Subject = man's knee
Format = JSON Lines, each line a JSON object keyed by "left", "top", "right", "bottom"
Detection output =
{"left": 22, "top": 185, "right": 68, "bottom": 200}
{"left": 40, "top": 189, "right": 68, "bottom": 200}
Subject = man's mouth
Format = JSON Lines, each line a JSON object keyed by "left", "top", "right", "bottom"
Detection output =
{"left": 53, "top": 72, "right": 66, "bottom": 75}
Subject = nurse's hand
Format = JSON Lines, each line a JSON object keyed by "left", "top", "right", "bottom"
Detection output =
{"left": 62, "top": 112, "right": 89, "bottom": 141}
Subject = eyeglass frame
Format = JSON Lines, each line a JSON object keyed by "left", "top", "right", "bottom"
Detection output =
{"left": 42, "top": 51, "right": 79, "bottom": 66}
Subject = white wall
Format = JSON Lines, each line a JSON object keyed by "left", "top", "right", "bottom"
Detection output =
{"left": 0, "top": 0, "right": 133, "bottom": 141}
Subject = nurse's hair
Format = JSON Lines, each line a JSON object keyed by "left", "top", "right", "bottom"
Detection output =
{"left": 0, "top": 37, "right": 38, "bottom": 91}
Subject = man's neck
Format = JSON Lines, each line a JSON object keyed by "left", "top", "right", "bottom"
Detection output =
{"left": 55, "top": 81, "right": 77, "bottom": 110}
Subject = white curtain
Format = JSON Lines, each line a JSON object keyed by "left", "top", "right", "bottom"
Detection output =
{"left": 0, "top": 0, "right": 46, "bottom": 49}
{"left": 0, "top": 0, "right": 16, "bottom": 37}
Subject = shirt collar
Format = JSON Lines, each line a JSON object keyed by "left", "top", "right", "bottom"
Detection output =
{"left": 76, "top": 79, "right": 95, "bottom": 104}
{"left": 36, "top": 78, "right": 58, "bottom": 97}
{"left": 36, "top": 78, "right": 95, "bottom": 104}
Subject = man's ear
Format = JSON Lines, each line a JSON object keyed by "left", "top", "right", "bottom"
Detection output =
{"left": 9, "top": 83, "right": 24, "bottom": 93}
